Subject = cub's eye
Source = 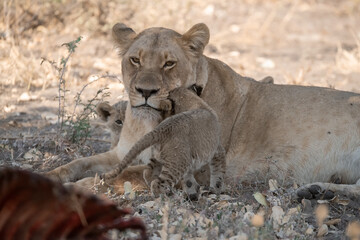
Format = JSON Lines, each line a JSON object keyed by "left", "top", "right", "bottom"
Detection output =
{"left": 163, "top": 61, "right": 176, "bottom": 69}
{"left": 115, "top": 119, "right": 123, "bottom": 125}
{"left": 130, "top": 57, "right": 140, "bottom": 66}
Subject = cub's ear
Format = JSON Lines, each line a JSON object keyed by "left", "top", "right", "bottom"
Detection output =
{"left": 181, "top": 23, "right": 210, "bottom": 57}
{"left": 96, "top": 102, "right": 113, "bottom": 122}
{"left": 112, "top": 23, "right": 136, "bottom": 55}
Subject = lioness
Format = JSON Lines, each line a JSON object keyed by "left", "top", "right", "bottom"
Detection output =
{"left": 103, "top": 87, "right": 225, "bottom": 200}
{"left": 47, "top": 23, "right": 360, "bottom": 197}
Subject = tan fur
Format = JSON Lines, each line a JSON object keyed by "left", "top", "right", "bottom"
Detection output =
{"left": 96, "top": 101, "right": 127, "bottom": 149}
{"left": 46, "top": 23, "right": 360, "bottom": 197}
{"left": 103, "top": 87, "right": 225, "bottom": 199}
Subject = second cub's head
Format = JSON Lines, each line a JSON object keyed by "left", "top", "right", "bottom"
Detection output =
{"left": 96, "top": 101, "right": 127, "bottom": 149}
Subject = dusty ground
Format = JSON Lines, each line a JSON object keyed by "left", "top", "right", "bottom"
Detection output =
{"left": 1, "top": 0, "right": 360, "bottom": 239}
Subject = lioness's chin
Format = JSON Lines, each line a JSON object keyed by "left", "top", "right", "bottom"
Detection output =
{"left": 131, "top": 106, "right": 163, "bottom": 121}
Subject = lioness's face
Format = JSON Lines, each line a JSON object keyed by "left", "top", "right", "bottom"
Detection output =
{"left": 112, "top": 23, "right": 209, "bottom": 120}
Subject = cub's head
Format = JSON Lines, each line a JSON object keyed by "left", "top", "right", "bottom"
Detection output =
{"left": 112, "top": 23, "right": 210, "bottom": 120}
{"left": 96, "top": 101, "right": 127, "bottom": 149}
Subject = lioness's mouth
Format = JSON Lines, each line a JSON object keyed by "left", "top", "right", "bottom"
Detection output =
{"left": 133, "top": 103, "right": 161, "bottom": 111}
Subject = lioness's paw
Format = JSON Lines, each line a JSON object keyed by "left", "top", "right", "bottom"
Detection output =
{"left": 297, "top": 183, "right": 335, "bottom": 200}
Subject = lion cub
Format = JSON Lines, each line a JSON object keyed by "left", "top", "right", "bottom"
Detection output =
{"left": 103, "top": 87, "right": 225, "bottom": 200}
{"left": 96, "top": 101, "right": 127, "bottom": 149}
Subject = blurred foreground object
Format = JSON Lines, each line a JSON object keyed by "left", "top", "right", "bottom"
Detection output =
{"left": 0, "top": 168, "right": 147, "bottom": 240}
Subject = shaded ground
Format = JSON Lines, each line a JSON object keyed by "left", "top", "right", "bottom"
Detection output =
{"left": 1, "top": 0, "right": 360, "bottom": 239}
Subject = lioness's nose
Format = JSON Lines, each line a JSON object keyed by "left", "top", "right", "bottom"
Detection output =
{"left": 135, "top": 87, "right": 159, "bottom": 100}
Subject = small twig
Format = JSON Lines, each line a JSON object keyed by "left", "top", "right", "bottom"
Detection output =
{"left": 58, "top": 51, "right": 73, "bottom": 135}
{"left": 70, "top": 73, "right": 120, "bottom": 123}
{"left": 160, "top": 202, "right": 169, "bottom": 240}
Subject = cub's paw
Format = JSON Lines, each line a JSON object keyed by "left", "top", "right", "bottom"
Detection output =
{"left": 143, "top": 167, "right": 153, "bottom": 187}
{"left": 150, "top": 179, "right": 172, "bottom": 198}
{"left": 182, "top": 179, "right": 200, "bottom": 201}
{"left": 159, "top": 99, "right": 172, "bottom": 112}
{"left": 143, "top": 159, "right": 162, "bottom": 187}
{"left": 209, "top": 177, "right": 224, "bottom": 195}
{"left": 297, "top": 183, "right": 335, "bottom": 200}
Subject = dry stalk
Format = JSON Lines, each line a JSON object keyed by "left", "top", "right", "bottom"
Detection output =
{"left": 160, "top": 202, "right": 169, "bottom": 240}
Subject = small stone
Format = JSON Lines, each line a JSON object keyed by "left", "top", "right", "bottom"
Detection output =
{"left": 271, "top": 206, "right": 284, "bottom": 222}
{"left": 271, "top": 206, "right": 284, "bottom": 229}
{"left": 140, "top": 201, "right": 156, "bottom": 210}
{"left": 18, "top": 92, "right": 30, "bottom": 101}
{"left": 305, "top": 226, "right": 314, "bottom": 235}
{"left": 219, "top": 194, "right": 232, "bottom": 201}
{"left": 123, "top": 181, "right": 135, "bottom": 200}
{"left": 169, "top": 234, "right": 182, "bottom": 240}
{"left": 301, "top": 199, "right": 313, "bottom": 214}
{"left": 229, "top": 233, "right": 248, "bottom": 240}
{"left": 21, "top": 163, "right": 33, "bottom": 169}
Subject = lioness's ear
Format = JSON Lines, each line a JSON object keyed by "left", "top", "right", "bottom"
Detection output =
{"left": 181, "top": 23, "right": 210, "bottom": 57}
{"left": 112, "top": 23, "right": 136, "bottom": 55}
{"left": 96, "top": 102, "right": 113, "bottom": 122}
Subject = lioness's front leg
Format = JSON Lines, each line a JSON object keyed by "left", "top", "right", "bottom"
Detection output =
{"left": 45, "top": 150, "right": 118, "bottom": 183}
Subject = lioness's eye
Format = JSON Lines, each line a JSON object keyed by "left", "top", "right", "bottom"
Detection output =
{"left": 163, "top": 61, "right": 176, "bottom": 69}
{"left": 130, "top": 57, "right": 140, "bottom": 65}
{"left": 115, "top": 119, "right": 123, "bottom": 125}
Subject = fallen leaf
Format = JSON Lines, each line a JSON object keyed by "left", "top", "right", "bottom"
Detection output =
{"left": 333, "top": 196, "right": 350, "bottom": 206}
{"left": 325, "top": 219, "right": 341, "bottom": 226}
{"left": 317, "top": 224, "right": 328, "bottom": 237}
{"left": 271, "top": 206, "right": 284, "bottom": 229}
{"left": 315, "top": 204, "right": 329, "bottom": 226}
{"left": 346, "top": 221, "right": 360, "bottom": 239}
{"left": 23, "top": 148, "right": 43, "bottom": 160}
{"left": 301, "top": 199, "right": 313, "bottom": 214}
{"left": 253, "top": 192, "right": 268, "bottom": 207}
{"left": 269, "top": 179, "right": 279, "bottom": 191}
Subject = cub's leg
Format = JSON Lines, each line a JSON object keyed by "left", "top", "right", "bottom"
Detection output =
{"left": 182, "top": 172, "right": 201, "bottom": 201}
{"left": 150, "top": 149, "right": 189, "bottom": 197}
{"left": 209, "top": 145, "right": 226, "bottom": 194}
{"left": 45, "top": 150, "right": 118, "bottom": 183}
{"left": 143, "top": 158, "right": 162, "bottom": 187}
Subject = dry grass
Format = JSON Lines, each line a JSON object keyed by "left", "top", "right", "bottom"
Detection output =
{"left": 1, "top": 0, "right": 360, "bottom": 239}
